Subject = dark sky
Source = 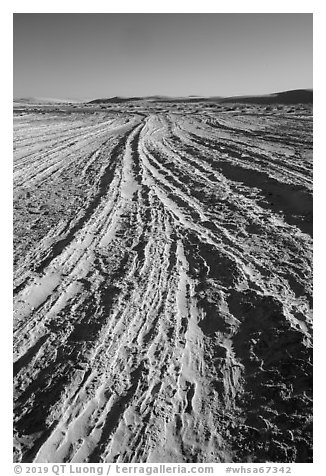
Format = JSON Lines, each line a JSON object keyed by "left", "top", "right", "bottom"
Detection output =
{"left": 13, "top": 13, "right": 313, "bottom": 100}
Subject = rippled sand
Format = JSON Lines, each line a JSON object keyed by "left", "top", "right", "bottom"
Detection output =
{"left": 13, "top": 102, "right": 312, "bottom": 463}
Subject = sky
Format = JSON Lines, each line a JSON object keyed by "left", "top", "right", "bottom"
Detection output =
{"left": 13, "top": 13, "right": 313, "bottom": 100}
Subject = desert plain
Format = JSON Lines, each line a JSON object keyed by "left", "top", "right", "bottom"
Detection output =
{"left": 13, "top": 94, "right": 313, "bottom": 463}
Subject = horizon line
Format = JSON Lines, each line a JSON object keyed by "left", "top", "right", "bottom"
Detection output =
{"left": 14, "top": 87, "right": 313, "bottom": 103}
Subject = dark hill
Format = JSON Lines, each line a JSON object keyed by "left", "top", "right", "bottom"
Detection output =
{"left": 220, "top": 89, "right": 313, "bottom": 105}
{"left": 88, "top": 97, "right": 144, "bottom": 104}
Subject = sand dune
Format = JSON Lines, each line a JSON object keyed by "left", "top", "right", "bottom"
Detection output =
{"left": 13, "top": 101, "right": 312, "bottom": 463}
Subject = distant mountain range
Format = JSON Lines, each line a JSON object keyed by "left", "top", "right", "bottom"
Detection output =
{"left": 87, "top": 95, "right": 221, "bottom": 104}
{"left": 87, "top": 89, "right": 312, "bottom": 105}
{"left": 14, "top": 89, "right": 313, "bottom": 106}
{"left": 88, "top": 89, "right": 312, "bottom": 105}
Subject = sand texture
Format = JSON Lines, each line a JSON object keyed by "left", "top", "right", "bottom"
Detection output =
{"left": 13, "top": 101, "right": 312, "bottom": 463}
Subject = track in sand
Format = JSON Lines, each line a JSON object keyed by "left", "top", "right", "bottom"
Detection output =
{"left": 13, "top": 102, "right": 312, "bottom": 463}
